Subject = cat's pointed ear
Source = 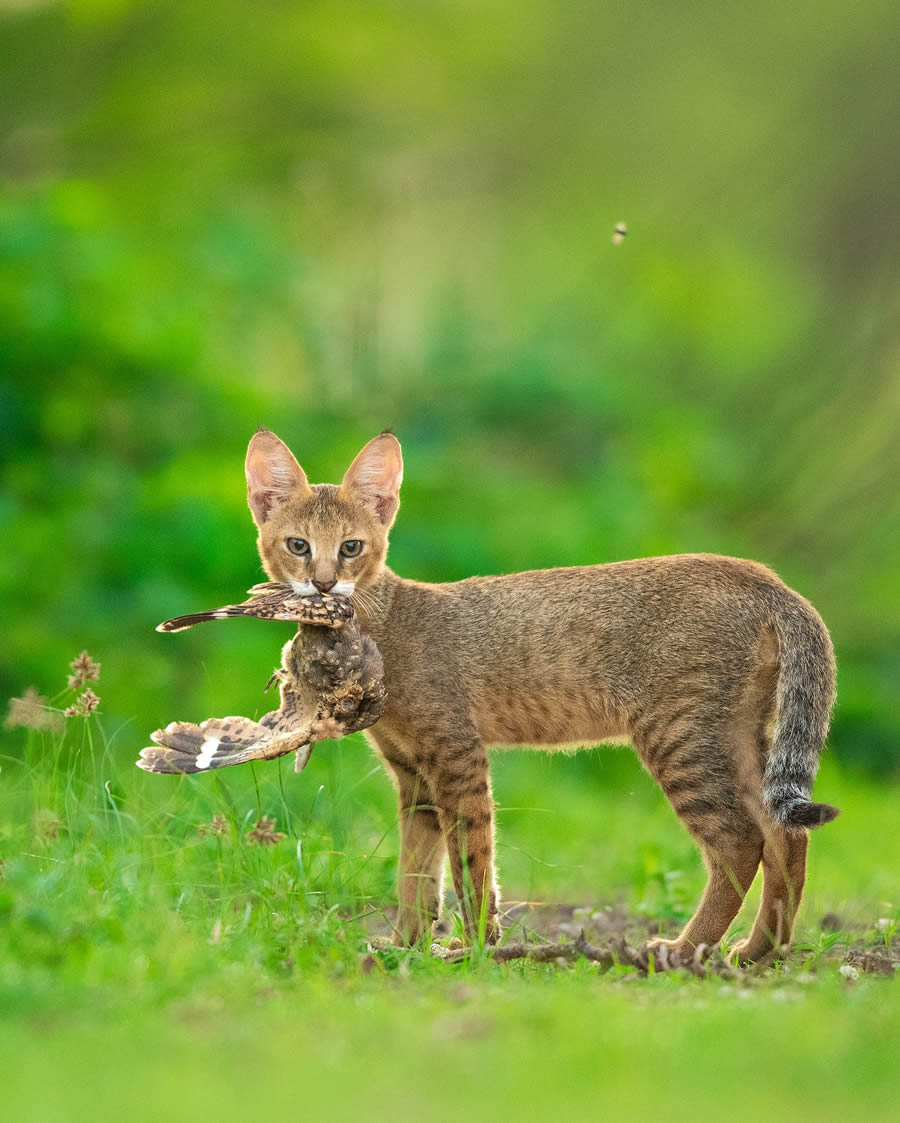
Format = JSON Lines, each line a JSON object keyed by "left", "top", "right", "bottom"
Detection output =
{"left": 245, "top": 430, "right": 310, "bottom": 526}
{"left": 339, "top": 432, "right": 403, "bottom": 527}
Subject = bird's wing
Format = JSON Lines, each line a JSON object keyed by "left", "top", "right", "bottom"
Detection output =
{"left": 137, "top": 711, "right": 314, "bottom": 775}
{"left": 141, "top": 606, "right": 386, "bottom": 778}
{"left": 136, "top": 649, "right": 324, "bottom": 775}
{"left": 156, "top": 588, "right": 353, "bottom": 632}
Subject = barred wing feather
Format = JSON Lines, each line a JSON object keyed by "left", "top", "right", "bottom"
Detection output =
{"left": 138, "top": 713, "right": 314, "bottom": 774}
{"left": 156, "top": 585, "right": 353, "bottom": 633}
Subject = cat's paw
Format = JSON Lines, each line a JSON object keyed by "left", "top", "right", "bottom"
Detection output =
{"left": 463, "top": 918, "right": 501, "bottom": 947}
{"left": 483, "top": 918, "right": 501, "bottom": 946}
{"left": 727, "top": 938, "right": 781, "bottom": 967}
{"left": 392, "top": 913, "right": 437, "bottom": 948}
{"left": 643, "top": 937, "right": 707, "bottom": 970}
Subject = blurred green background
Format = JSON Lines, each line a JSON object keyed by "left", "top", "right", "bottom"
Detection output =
{"left": 1, "top": 0, "right": 898, "bottom": 775}
{"left": 2, "top": 11, "right": 899, "bottom": 1118}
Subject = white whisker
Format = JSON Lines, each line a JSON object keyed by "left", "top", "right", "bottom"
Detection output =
{"left": 350, "top": 587, "right": 378, "bottom": 618}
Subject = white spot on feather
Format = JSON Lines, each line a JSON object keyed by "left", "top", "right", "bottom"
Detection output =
{"left": 195, "top": 736, "right": 221, "bottom": 770}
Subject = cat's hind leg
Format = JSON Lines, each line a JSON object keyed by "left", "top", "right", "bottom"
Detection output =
{"left": 729, "top": 671, "right": 810, "bottom": 963}
{"left": 730, "top": 827, "right": 808, "bottom": 965}
{"left": 646, "top": 830, "right": 763, "bottom": 961}
{"left": 636, "top": 710, "right": 764, "bottom": 959}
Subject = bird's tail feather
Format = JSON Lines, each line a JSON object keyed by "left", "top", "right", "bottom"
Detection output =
{"left": 156, "top": 607, "right": 257, "bottom": 632}
{"left": 137, "top": 717, "right": 309, "bottom": 774}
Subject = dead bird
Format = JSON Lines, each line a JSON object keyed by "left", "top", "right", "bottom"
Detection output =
{"left": 139, "top": 588, "right": 386, "bottom": 775}
{"left": 155, "top": 581, "right": 354, "bottom": 632}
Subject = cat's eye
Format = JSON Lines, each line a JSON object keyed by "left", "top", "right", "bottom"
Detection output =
{"left": 285, "top": 537, "right": 310, "bottom": 556}
{"left": 340, "top": 539, "right": 363, "bottom": 558}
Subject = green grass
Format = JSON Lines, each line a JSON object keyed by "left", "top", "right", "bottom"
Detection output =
{"left": 4, "top": 975, "right": 899, "bottom": 1123}
{"left": 2, "top": 702, "right": 898, "bottom": 1122}
{"left": 3, "top": 3, "right": 898, "bottom": 1115}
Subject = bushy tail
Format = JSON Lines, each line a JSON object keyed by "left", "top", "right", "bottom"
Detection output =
{"left": 763, "top": 593, "right": 839, "bottom": 830}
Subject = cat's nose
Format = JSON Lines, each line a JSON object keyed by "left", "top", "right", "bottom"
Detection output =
{"left": 312, "top": 579, "right": 337, "bottom": 593}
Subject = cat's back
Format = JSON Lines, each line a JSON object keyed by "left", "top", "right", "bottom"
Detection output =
{"left": 446, "top": 552, "right": 784, "bottom": 630}
{"left": 373, "top": 554, "right": 786, "bottom": 745}
{"left": 377, "top": 553, "right": 787, "bottom": 682}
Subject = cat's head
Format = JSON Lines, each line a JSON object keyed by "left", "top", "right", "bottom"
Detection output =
{"left": 245, "top": 429, "right": 403, "bottom": 596}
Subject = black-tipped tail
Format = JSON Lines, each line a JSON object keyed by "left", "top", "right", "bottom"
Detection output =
{"left": 763, "top": 592, "right": 838, "bottom": 832}
{"left": 769, "top": 795, "right": 841, "bottom": 830}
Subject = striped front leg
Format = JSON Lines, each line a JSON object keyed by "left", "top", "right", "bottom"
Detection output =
{"left": 393, "top": 765, "right": 446, "bottom": 946}
{"left": 433, "top": 744, "right": 500, "bottom": 946}
{"left": 370, "top": 731, "right": 447, "bottom": 947}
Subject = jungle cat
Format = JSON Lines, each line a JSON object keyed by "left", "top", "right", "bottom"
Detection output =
{"left": 245, "top": 428, "right": 838, "bottom": 963}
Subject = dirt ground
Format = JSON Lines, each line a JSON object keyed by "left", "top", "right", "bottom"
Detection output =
{"left": 368, "top": 899, "right": 899, "bottom": 976}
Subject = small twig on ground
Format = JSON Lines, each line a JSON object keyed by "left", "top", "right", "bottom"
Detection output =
{"left": 369, "top": 930, "right": 741, "bottom": 979}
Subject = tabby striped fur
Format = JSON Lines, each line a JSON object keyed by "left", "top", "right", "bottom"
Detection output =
{"left": 244, "top": 429, "right": 838, "bottom": 963}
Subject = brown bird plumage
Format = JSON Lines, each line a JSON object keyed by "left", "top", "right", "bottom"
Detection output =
{"left": 138, "top": 590, "right": 386, "bottom": 775}
{"left": 155, "top": 582, "right": 354, "bottom": 632}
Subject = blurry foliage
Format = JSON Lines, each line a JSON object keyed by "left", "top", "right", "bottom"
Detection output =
{"left": 1, "top": 0, "right": 898, "bottom": 772}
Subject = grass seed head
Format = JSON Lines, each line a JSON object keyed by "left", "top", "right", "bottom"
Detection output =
{"left": 67, "top": 650, "right": 101, "bottom": 689}
{"left": 66, "top": 688, "right": 101, "bottom": 718}
{"left": 198, "top": 813, "right": 229, "bottom": 838}
{"left": 5, "top": 686, "right": 64, "bottom": 733}
{"left": 34, "top": 809, "right": 64, "bottom": 841}
{"left": 247, "top": 816, "right": 286, "bottom": 846}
